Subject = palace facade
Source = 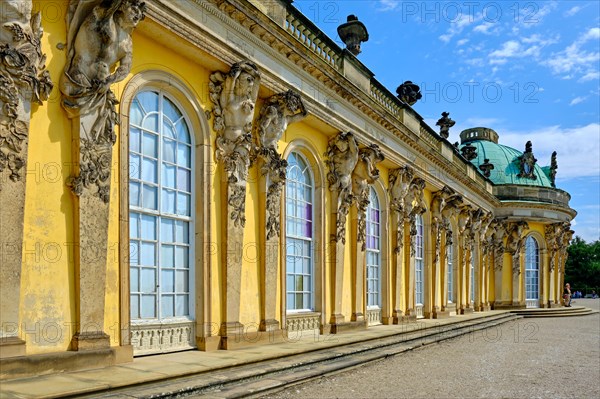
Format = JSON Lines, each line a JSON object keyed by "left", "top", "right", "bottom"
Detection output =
{"left": 0, "top": 0, "right": 575, "bottom": 377}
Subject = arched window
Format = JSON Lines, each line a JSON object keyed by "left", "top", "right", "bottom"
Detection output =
{"left": 366, "top": 187, "right": 381, "bottom": 309}
{"left": 415, "top": 215, "right": 424, "bottom": 309}
{"left": 285, "top": 152, "right": 314, "bottom": 311}
{"left": 447, "top": 242, "right": 453, "bottom": 303}
{"left": 129, "top": 90, "right": 194, "bottom": 323}
{"left": 525, "top": 236, "right": 540, "bottom": 306}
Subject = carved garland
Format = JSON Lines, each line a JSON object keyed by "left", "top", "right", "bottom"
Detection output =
{"left": 0, "top": 10, "right": 53, "bottom": 186}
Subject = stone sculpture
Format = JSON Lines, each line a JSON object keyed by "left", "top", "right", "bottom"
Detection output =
{"left": 505, "top": 220, "right": 529, "bottom": 275}
{"left": 405, "top": 177, "right": 427, "bottom": 256}
{"left": 352, "top": 144, "right": 384, "bottom": 250}
{"left": 549, "top": 151, "right": 557, "bottom": 187}
{"left": 436, "top": 112, "right": 455, "bottom": 139}
{"left": 389, "top": 166, "right": 415, "bottom": 253}
{"left": 337, "top": 15, "right": 369, "bottom": 56}
{"left": 517, "top": 141, "right": 537, "bottom": 180}
{"left": 479, "top": 158, "right": 494, "bottom": 178}
{"left": 396, "top": 81, "right": 422, "bottom": 106}
{"left": 256, "top": 89, "right": 307, "bottom": 239}
{"left": 210, "top": 60, "right": 260, "bottom": 227}
{"left": 461, "top": 143, "right": 477, "bottom": 161}
{"left": 61, "top": 0, "right": 146, "bottom": 201}
{"left": 325, "top": 132, "right": 359, "bottom": 243}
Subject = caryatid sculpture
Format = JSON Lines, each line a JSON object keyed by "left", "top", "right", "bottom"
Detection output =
{"left": 61, "top": 0, "right": 145, "bottom": 201}
{"left": 389, "top": 166, "right": 415, "bottom": 253}
{"left": 431, "top": 186, "right": 462, "bottom": 263}
{"left": 325, "top": 132, "right": 359, "bottom": 243}
{"left": 256, "top": 89, "right": 307, "bottom": 239}
{"left": 505, "top": 221, "right": 529, "bottom": 275}
{"left": 351, "top": 144, "right": 384, "bottom": 250}
{"left": 405, "top": 177, "right": 427, "bottom": 256}
{"left": 210, "top": 60, "right": 261, "bottom": 226}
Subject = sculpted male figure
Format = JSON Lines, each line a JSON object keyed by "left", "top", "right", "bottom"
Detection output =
{"left": 258, "top": 90, "right": 307, "bottom": 151}
{"left": 61, "top": 0, "right": 145, "bottom": 141}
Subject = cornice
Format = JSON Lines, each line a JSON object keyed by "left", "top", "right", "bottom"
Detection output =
{"left": 147, "top": 0, "right": 501, "bottom": 206}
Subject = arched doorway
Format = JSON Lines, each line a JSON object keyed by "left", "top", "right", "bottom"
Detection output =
{"left": 525, "top": 236, "right": 540, "bottom": 308}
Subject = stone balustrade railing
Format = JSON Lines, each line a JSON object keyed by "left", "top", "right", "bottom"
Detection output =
{"left": 370, "top": 80, "right": 401, "bottom": 117}
{"left": 285, "top": 11, "right": 341, "bottom": 69}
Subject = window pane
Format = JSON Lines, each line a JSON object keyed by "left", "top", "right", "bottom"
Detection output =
{"left": 130, "top": 154, "right": 141, "bottom": 180}
{"left": 141, "top": 295, "right": 156, "bottom": 318}
{"left": 141, "top": 242, "right": 156, "bottom": 266}
{"left": 130, "top": 213, "right": 139, "bottom": 239}
{"left": 129, "top": 241, "right": 139, "bottom": 265}
{"left": 177, "top": 121, "right": 190, "bottom": 143}
{"left": 161, "top": 218, "right": 175, "bottom": 242}
{"left": 141, "top": 214, "right": 156, "bottom": 240}
{"left": 142, "top": 132, "right": 157, "bottom": 157}
{"left": 137, "top": 91, "right": 159, "bottom": 113}
{"left": 177, "top": 168, "right": 191, "bottom": 192}
{"left": 163, "top": 139, "right": 176, "bottom": 163}
{"left": 161, "top": 295, "right": 174, "bottom": 317}
{"left": 129, "top": 182, "right": 140, "bottom": 207}
{"left": 176, "top": 294, "right": 189, "bottom": 316}
{"left": 162, "top": 164, "right": 176, "bottom": 188}
{"left": 141, "top": 267, "right": 156, "bottom": 292}
{"left": 177, "top": 144, "right": 191, "bottom": 168}
{"left": 130, "top": 295, "right": 139, "bottom": 319}
{"left": 177, "top": 193, "right": 190, "bottom": 216}
{"left": 175, "top": 246, "right": 189, "bottom": 268}
{"left": 161, "top": 269, "right": 174, "bottom": 293}
{"left": 175, "top": 221, "right": 189, "bottom": 243}
{"left": 142, "top": 158, "right": 157, "bottom": 183}
{"left": 162, "top": 189, "right": 176, "bottom": 214}
{"left": 142, "top": 185, "right": 157, "bottom": 210}
{"left": 161, "top": 245, "right": 174, "bottom": 268}
{"left": 143, "top": 114, "right": 158, "bottom": 132}
{"left": 130, "top": 101, "right": 143, "bottom": 126}
{"left": 164, "top": 97, "right": 182, "bottom": 122}
{"left": 176, "top": 270, "right": 189, "bottom": 292}
{"left": 130, "top": 267, "right": 139, "bottom": 292}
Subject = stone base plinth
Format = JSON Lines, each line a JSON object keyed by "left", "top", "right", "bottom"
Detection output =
{"left": 460, "top": 307, "right": 474, "bottom": 315}
{"left": 480, "top": 304, "right": 492, "bottom": 312}
{"left": 0, "top": 346, "right": 129, "bottom": 380}
{"left": 71, "top": 332, "right": 110, "bottom": 351}
{"left": 197, "top": 336, "right": 221, "bottom": 351}
{"left": 220, "top": 329, "right": 287, "bottom": 350}
{"left": 433, "top": 310, "right": 450, "bottom": 319}
{"left": 350, "top": 312, "right": 364, "bottom": 322}
{"left": 259, "top": 319, "right": 280, "bottom": 332}
{"left": 329, "top": 320, "right": 367, "bottom": 334}
{"left": 0, "top": 337, "right": 26, "bottom": 359}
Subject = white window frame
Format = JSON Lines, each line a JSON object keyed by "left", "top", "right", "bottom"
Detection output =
{"left": 366, "top": 187, "right": 381, "bottom": 309}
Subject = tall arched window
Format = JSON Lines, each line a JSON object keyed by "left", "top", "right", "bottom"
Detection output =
{"left": 285, "top": 152, "right": 314, "bottom": 312}
{"left": 415, "top": 215, "right": 424, "bottom": 316}
{"left": 447, "top": 242, "right": 453, "bottom": 303}
{"left": 525, "top": 236, "right": 540, "bottom": 308}
{"left": 366, "top": 188, "right": 381, "bottom": 310}
{"left": 129, "top": 90, "right": 194, "bottom": 330}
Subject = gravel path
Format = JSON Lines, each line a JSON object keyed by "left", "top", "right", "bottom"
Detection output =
{"left": 263, "top": 299, "right": 600, "bottom": 399}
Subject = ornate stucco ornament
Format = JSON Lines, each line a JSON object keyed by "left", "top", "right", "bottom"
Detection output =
{"left": 337, "top": 15, "right": 369, "bottom": 56}
{"left": 352, "top": 144, "right": 384, "bottom": 251}
{"left": 396, "top": 81, "right": 422, "bottom": 106}
{"left": 256, "top": 90, "right": 307, "bottom": 239}
{"left": 60, "top": 0, "right": 146, "bottom": 202}
{"left": 516, "top": 140, "right": 537, "bottom": 180}
{"left": 0, "top": 1, "right": 53, "bottom": 185}
{"left": 209, "top": 60, "right": 261, "bottom": 227}
{"left": 431, "top": 186, "right": 463, "bottom": 263}
{"left": 436, "top": 112, "right": 455, "bottom": 139}
{"left": 325, "top": 132, "right": 359, "bottom": 243}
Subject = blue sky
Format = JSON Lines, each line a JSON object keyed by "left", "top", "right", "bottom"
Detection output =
{"left": 291, "top": 0, "right": 600, "bottom": 242}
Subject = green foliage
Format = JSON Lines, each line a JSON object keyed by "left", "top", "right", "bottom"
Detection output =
{"left": 565, "top": 236, "right": 600, "bottom": 293}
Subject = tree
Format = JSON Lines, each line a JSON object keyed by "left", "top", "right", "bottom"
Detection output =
{"left": 565, "top": 236, "right": 600, "bottom": 293}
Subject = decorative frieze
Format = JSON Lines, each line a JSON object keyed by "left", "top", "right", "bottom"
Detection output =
{"left": 285, "top": 313, "right": 321, "bottom": 332}
{"left": 130, "top": 321, "right": 196, "bottom": 355}
{"left": 366, "top": 309, "right": 382, "bottom": 325}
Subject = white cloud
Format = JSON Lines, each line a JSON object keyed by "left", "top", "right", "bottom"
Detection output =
{"left": 473, "top": 23, "right": 497, "bottom": 35}
{"left": 500, "top": 123, "right": 600, "bottom": 179}
{"left": 565, "top": 6, "right": 582, "bottom": 17}
{"left": 378, "top": 0, "right": 399, "bottom": 11}
{"left": 569, "top": 96, "right": 587, "bottom": 106}
{"left": 578, "top": 71, "right": 600, "bottom": 82}
{"left": 439, "top": 13, "right": 482, "bottom": 43}
{"left": 544, "top": 28, "right": 600, "bottom": 78}
{"left": 518, "top": 1, "right": 558, "bottom": 28}
{"left": 489, "top": 41, "right": 521, "bottom": 58}
{"left": 457, "top": 39, "right": 469, "bottom": 46}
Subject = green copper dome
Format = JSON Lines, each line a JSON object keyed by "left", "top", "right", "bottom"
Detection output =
{"left": 459, "top": 127, "right": 554, "bottom": 188}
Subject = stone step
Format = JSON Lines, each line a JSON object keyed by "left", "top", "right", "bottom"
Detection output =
{"left": 510, "top": 307, "right": 597, "bottom": 318}
{"left": 82, "top": 313, "right": 521, "bottom": 398}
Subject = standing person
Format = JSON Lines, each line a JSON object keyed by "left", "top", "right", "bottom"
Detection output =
{"left": 563, "top": 283, "right": 572, "bottom": 307}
